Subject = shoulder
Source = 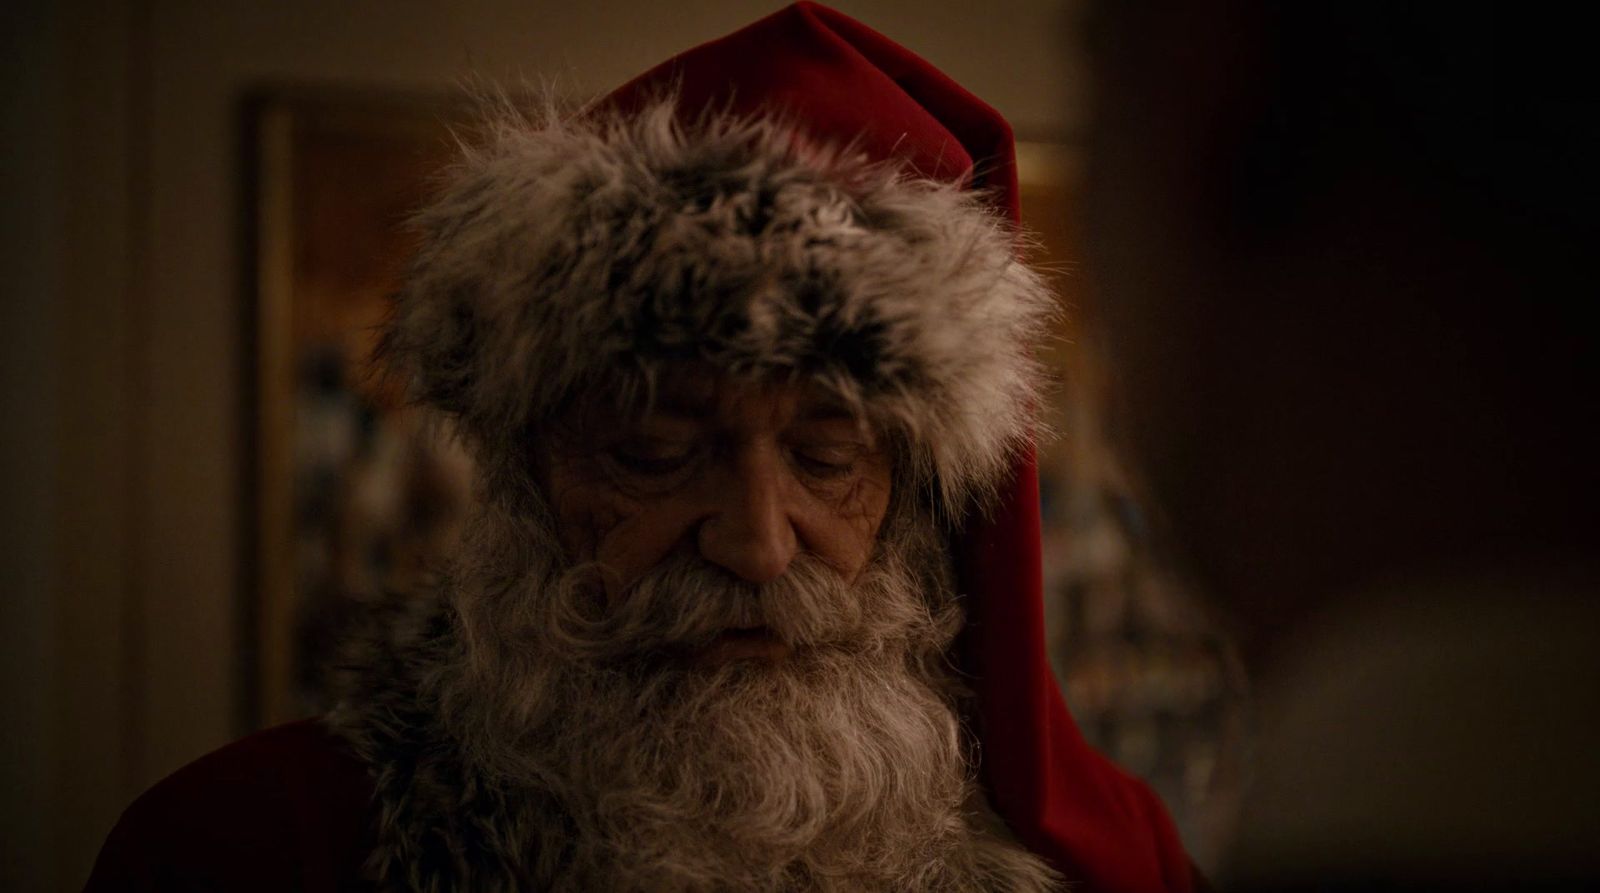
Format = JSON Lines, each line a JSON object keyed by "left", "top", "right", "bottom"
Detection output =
{"left": 86, "top": 718, "right": 375, "bottom": 892}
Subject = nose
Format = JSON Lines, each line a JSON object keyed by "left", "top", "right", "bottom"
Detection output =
{"left": 697, "top": 446, "right": 798, "bottom": 584}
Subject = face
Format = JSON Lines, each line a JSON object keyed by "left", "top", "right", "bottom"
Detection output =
{"left": 540, "top": 370, "right": 894, "bottom": 662}
{"left": 451, "top": 405, "right": 1001, "bottom": 888}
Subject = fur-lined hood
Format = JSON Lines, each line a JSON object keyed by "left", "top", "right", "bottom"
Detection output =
{"left": 379, "top": 98, "right": 1055, "bottom": 519}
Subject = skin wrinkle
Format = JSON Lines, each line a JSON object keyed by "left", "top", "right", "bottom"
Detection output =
{"left": 543, "top": 371, "right": 893, "bottom": 600}
{"left": 543, "top": 463, "right": 635, "bottom": 592}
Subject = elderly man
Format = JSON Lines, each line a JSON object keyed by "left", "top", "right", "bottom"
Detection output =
{"left": 89, "top": 5, "right": 1193, "bottom": 891}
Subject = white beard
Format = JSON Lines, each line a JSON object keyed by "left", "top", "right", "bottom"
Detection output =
{"left": 390, "top": 497, "right": 1059, "bottom": 891}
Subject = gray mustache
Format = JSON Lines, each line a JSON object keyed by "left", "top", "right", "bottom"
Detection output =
{"left": 533, "top": 548, "right": 938, "bottom": 664}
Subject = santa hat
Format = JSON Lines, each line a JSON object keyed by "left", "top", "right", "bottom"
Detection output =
{"left": 382, "top": 3, "right": 1193, "bottom": 891}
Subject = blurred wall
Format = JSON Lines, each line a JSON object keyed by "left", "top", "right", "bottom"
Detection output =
{"left": 3, "top": 5, "right": 67, "bottom": 892}
{"left": 2, "top": 1, "right": 1084, "bottom": 888}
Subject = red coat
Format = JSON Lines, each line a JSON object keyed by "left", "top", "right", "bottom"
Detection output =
{"left": 87, "top": 717, "right": 1202, "bottom": 892}
{"left": 86, "top": 720, "right": 374, "bottom": 892}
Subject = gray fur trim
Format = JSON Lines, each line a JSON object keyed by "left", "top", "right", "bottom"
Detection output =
{"left": 380, "top": 97, "right": 1056, "bottom": 519}
{"left": 328, "top": 591, "right": 558, "bottom": 892}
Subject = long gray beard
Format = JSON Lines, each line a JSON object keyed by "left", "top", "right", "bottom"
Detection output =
{"left": 422, "top": 499, "right": 1059, "bottom": 892}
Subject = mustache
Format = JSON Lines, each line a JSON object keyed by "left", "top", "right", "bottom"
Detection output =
{"left": 526, "top": 546, "right": 948, "bottom": 665}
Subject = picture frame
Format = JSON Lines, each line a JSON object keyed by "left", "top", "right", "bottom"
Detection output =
{"left": 243, "top": 89, "right": 479, "bottom": 728}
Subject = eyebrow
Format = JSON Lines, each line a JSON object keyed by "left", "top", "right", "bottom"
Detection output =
{"left": 650, "top": 401, "right": 856, "bottom": 424}
{"left": 646, "top": 380, "right": 862, "bottom": 425}
{"left": 797, "top": 404, "right": 856, "bottom": 423}
{"left": 653, "top": 391, "right": 716, "bottom": 419}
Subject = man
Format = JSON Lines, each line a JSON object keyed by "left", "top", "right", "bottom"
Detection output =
{"left": 89, "top": 4, "right": 1194, "bottom": 890}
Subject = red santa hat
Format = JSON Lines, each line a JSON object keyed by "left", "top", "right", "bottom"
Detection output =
{"left": 383, "top": 3, "right": 1194, "bottom": 890}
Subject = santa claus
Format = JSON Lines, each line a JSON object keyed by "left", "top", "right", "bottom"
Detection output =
{"left": 88, "top": 4, "right": 1195, "bottom": 891}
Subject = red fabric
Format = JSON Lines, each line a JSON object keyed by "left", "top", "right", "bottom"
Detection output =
{"left": 607, "top": 5, "right": 1194, "bottom": 891}
{"left": 85, "top": 719, "right": 373, "bottom": 892}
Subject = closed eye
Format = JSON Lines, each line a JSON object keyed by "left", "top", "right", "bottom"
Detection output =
{"left": 790, "top": 444, "right": 861, "bottom": 480}
{"left": 606, "top": 440, "right": 700, "bottom": 477}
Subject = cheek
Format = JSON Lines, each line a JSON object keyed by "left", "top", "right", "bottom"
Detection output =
{"left": 546, "top": 463, "right": 698, "bottom": 595}
{"left": 592, "top": 506, "right": 699, "bottom": 595}
{"left": 544, "top": 461, "right": 614, "bottom": 563}
{"left": 549, "top": 451, "right": 896, "bottom": 590}
{"left": 805, "top": 463, "right": 893, "bottom": 582}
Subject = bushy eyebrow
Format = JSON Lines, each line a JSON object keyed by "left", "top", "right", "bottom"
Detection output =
{"left": 796, "top": 404, "right": 856, "bottom": 423}
{"left": 647, "top": 377, "right": 718, "bottom": 418}
{"left": 645, "top": 402, "right": 859, "bottom": 433}
{"left": 653, "top": 394, "right": 715, "bottom": 419}
{"left": 647, "top": 380, "right": 857, "bottom": 424}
